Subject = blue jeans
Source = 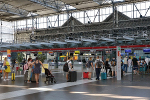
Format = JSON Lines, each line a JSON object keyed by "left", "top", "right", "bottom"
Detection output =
{"left": 124, "top": 64, "right": 128, "bottom": 73}
{"left": 96, "top": 68, "right": 101, "bottom": 80}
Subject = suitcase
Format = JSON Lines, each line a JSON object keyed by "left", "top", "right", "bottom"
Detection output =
{"left": 121, "top": 69, "right": 123, "bottom": 77}
{"left": 31, "top": 73, "right": 36, "bottom": 82}
{"left": 24, "top": 70, "right": 28, "bottom": 82}
{"left": 101, "top": 72, "right": 107, "bottom": 80}
{"left": 83, "top": 72, "right": 89, "bottom": 79}
{"left": 68, "top": 71, "right": 77, "bottom": 82}
{"left": 11, "top": 71, "right": 15, "bottom": 81}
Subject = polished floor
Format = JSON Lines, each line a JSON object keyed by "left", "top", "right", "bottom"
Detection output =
{"left": 0, "top": 72, "right": 150, "bottom": 100}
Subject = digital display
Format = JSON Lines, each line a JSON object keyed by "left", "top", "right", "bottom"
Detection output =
{"left": 125, "top": 49, "right": 132, "bottom": 53}
{"left": 143, "top": 49, "right": 150, "bottom": 53}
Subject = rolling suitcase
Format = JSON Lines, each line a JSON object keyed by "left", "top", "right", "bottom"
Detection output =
{"left": 83, "top": 72, "right": 89, "bottom": 79}
{"left": 68, "top": 71, "right": 77, "bottom": 82}
{"left": 31, "top": 73, "right": 36, "bottom": 82}
{"left": 101, "top": 72, "right": 107, "bottom": 80}
{"left": 11, "top": 70, "right": 15, "bottom": 81}
{"left": 24, "top": 70, "right": 28, "bottom": 82}
{"left": 121, "top": 69, "right": 123, "bottom": 77}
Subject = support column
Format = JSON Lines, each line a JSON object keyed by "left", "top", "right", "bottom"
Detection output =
{"left": 1, "top": 20, "right": 2, "bottom": 44}
{"left": 0, "top": 20, "right": 2, "bottom": 62}
{"left": 117, "top": 46, "right": 121, "bottom": 80}
{"left": 56, "top": 52, "right": 58, "bottom": 68}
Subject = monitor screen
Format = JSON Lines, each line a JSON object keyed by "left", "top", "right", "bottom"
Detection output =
{"left": 125, "top": 49, "right": 132, "bottom": 53}
{"left": 143, "top": 49, "right": 150, "bottom": 53}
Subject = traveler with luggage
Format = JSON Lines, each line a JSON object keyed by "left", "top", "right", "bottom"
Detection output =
{"left": 111, "top": 57, "right": 117, "bottom": 77}
{"left": 32, "top": 57, "right": 45, "bottom": 83}
{"left": 63, "top": 57, "right": 73, "bottom": 82}
{"left": 3, "top": 57, "right": 11, "bottom": 81}
{"left": 95, "top": 56, "right": 104, "bottom": 80}
{"left": 105, "top": 58, "right": 111, "bottom": 77}
{"left": 27, "top": 58, "right": 32, "bottom": 83}
{"left": 86, "top": 57, "right": 94, "bottom": 80}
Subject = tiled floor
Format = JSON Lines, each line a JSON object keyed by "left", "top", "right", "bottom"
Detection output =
{"left": 0, "top": 72, "right": 150, "bottom": 100}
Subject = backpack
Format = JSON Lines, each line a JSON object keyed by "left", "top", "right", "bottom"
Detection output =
{"left": 86, "top": 61, "right": 91, "bottom": 68}
{"left": 111, "top": 61, "right": 116, "bottom": 66}
{"left": 96, "top": 60, "right": 102, "bottom": 67}
{"left": 24, "top": 63, "right": 28, "bottom": 70}
{"left": 63, "top": 61, "right": 70, "bottom": 72}
{"left": 121, "top": 60, "right": 123, "bottom": 66}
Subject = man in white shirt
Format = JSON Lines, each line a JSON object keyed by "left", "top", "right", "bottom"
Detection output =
{"left": 123, "top": 56, "right": 128, "bottom": 73}
{"left": 66, "top": 57, "right": 73, "bottom": 82}
{"left": 145, "top": 57, "right": 149, "bottom": 66}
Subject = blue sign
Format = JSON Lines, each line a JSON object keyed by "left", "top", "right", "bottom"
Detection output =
{"left": 125, "top": 49, "right": 132, "bottom": 53}
{"left": 143, "top": 49, "right": 150, "bottom": 53}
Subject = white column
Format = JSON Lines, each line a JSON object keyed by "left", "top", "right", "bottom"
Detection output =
{"left": 117, "top": 46, "right": 121, "bottom": 80}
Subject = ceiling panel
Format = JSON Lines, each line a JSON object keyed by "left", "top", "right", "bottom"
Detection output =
{"left": 61, "top": 0, "right": 92, "bottom": 4}
{"left": 4, "top": 0, "right": 32, "bottom": 8}
{"left": 36, "top": 9, "right": 56, "bottom": 15}
{"left": 10, "top": 15, "right": 20, "bottom": 18}
{"left": 21, "top": 3, "right": 46, "bottom": 11}
{"left": 72, "top": 2, "right": 99, "bottom": 9}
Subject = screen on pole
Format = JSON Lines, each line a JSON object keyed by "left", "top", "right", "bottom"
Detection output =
{"left": 143, "top": 49, "right": 150, "bottom": 53}
{"left": 125, "top": 49, "right": 132, "bottom": 53}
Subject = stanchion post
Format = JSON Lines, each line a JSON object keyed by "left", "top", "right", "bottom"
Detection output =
{"left": 132, "top": 65, "right": 133, "bottom": 82}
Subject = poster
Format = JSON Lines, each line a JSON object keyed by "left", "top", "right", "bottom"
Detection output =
{"left": 42, "top": 64, "right": 49, "bottom": 73}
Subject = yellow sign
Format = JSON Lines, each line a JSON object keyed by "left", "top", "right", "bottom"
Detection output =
{"left": 60, "top": 56, "right": 66, "bottom": 57}
{"left": 38, "top": 52, "right": 42, "bottom": 54}
{"left": 75, "top": 51, "right": 80, "bottom": 54}
{"left": 42, "top": 64, "right": 49, "bottom": 73}
{"left": 7, "top": 49, "right": 11, "bottom": 55}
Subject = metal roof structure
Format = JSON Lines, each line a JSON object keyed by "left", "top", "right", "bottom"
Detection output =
{"left": 0, "top": 0, "right": 149, "bottom": 21}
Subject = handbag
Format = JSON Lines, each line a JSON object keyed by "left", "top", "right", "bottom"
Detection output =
{"left": 4, "top": 66, "right": 7, "bottom": 69}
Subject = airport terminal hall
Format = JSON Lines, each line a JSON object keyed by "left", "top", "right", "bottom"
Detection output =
{"left": 1, "top": 0, "right": 150, "bottom": 100}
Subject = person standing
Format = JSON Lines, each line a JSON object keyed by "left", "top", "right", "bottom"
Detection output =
{"left": 87, "top": 57, "right": 94, "bottom": 80}
{"left": 32, "top": 57, "right": 45, "bottom": 83}
{"left": 66, "top": 57, "right": 73, "bottom": 82}
{"left": 128, "top": 57, "right": 132, "bottom": 72}
{"left": 3, "top": 57, "right": 11, "bottom": 81}
{"left": 111, "top": 57, "right": 117, "bottom": 77}
{"left": 123, "top": 56, "right": 128, "bottom": 73}
{"left": 105, "top": 58, "right": 111, "bottom": 77}
{"left": 95, "top": 56, "right": 103, "bottom": 80}
{"left": 12, "top": 59, "right": 16, "bottom": 70}
{"left": 145, "top": 57, "right": 149, "bottom": 65}
{"left": 27, "top": 58, "right": 33, "bottom": 83}
{"left": 132, "top": 56, "right": 139, "bottom": 75}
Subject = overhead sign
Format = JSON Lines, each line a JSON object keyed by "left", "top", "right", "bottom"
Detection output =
{"left": 7, "top": 49, "right": 11, "bottom": 64}
{"left": 125, "top": 49, "right": 132, "bottom": 53}
{"left": 143, "top": 49, "right": 150, "bottom": 53}
{"left": 38, "top": 52, "right": 42, "bottom": 54}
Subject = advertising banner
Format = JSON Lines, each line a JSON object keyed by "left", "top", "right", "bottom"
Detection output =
{"left": 117, "top": 46, "right": 121, "bottom": 80}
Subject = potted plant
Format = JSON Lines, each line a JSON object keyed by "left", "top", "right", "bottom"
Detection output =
{"left": 37, "top": 54, "right": 46, "bottom": 63}
{"left": 17, "top": 53, "right": 25, "bottom": 71}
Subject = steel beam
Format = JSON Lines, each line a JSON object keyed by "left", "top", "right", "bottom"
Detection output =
{"left": 0, "top": 3, "right": 29, "bottom": 17}
{"left": 29, "top": 0, "right": 64, "bottom": 11}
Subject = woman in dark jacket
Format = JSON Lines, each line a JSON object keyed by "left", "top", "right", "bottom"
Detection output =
{"left": 105, "top": 58, "right": 111, "bottom": 76}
